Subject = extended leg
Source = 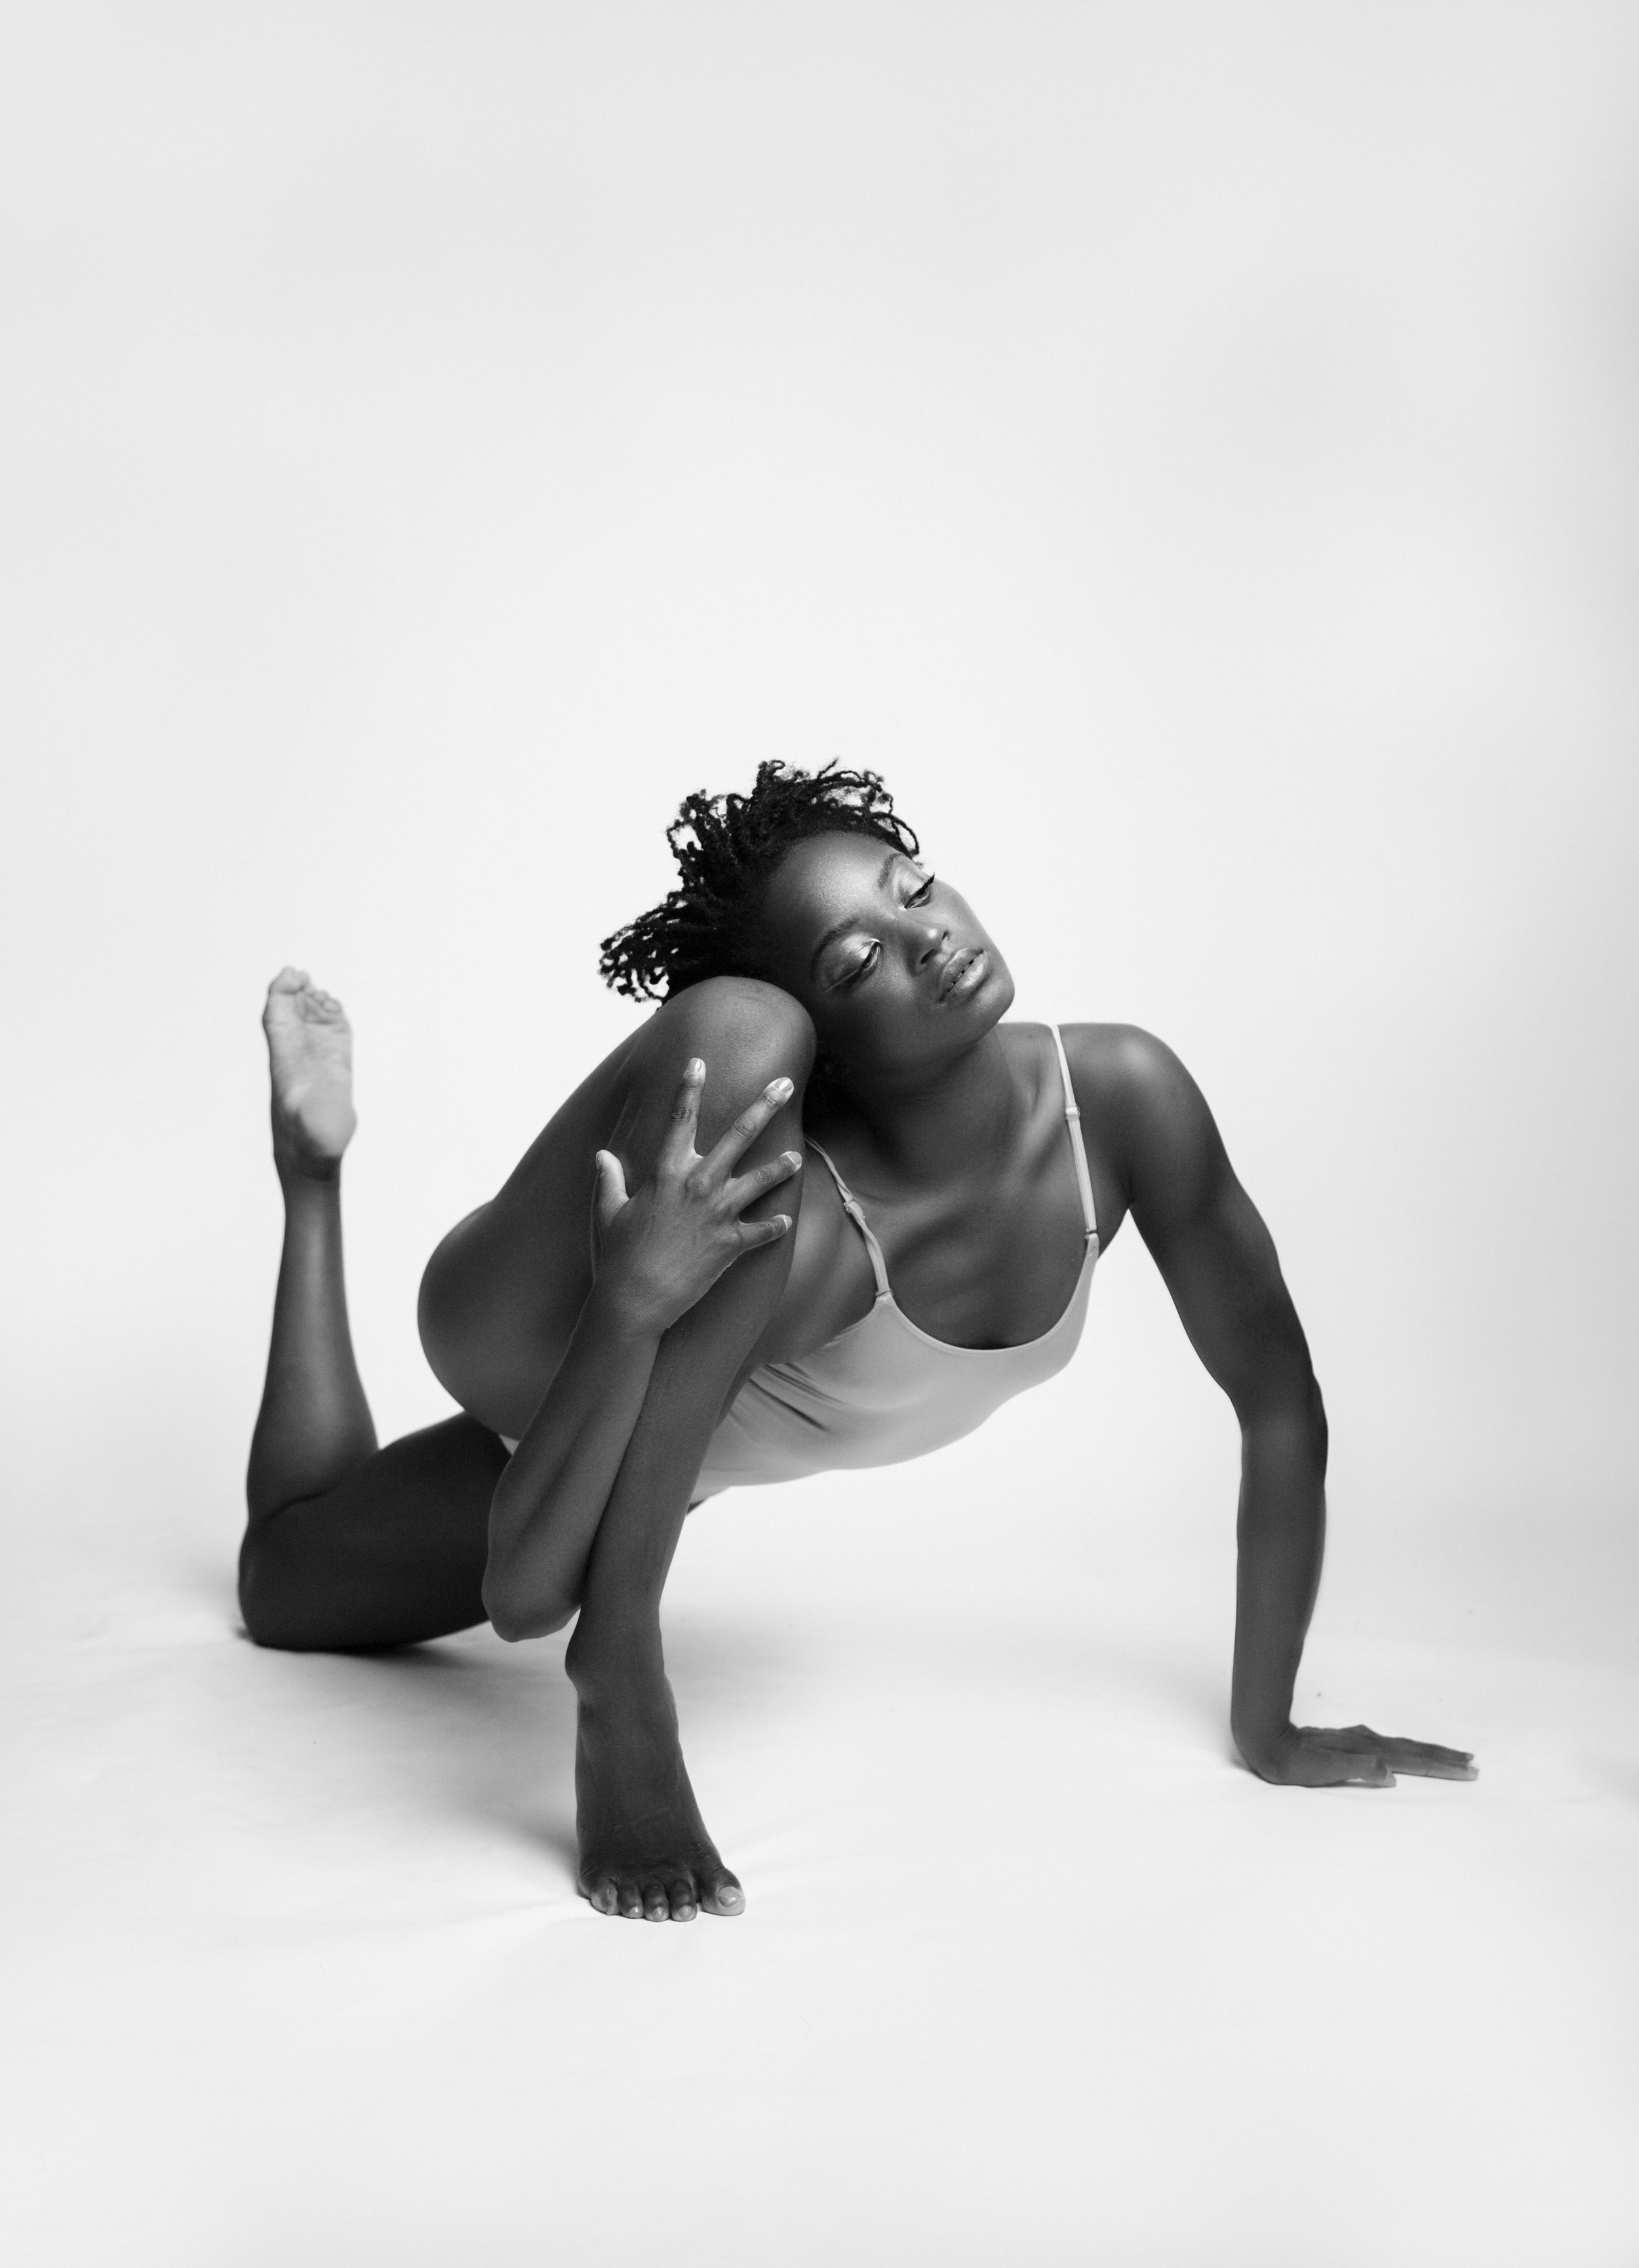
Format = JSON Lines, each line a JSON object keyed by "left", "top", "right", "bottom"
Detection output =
{"left": 240, "top": 970, "right": 503, "bottom": 1649}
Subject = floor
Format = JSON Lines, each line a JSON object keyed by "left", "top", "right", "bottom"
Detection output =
{"left": 3, "top": 1436, "right": 1634, "bottom": 2268}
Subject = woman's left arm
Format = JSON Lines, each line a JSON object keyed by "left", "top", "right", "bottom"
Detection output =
{"left": 1093, "top": 1026, "right": 1476, "bottom": 1789}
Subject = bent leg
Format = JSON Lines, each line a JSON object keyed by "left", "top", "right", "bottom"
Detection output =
{"left": 241, "top": 1416, "right": 508, "bottom": 1650}
{"left": 243, "top": 966, "right": 814, "bottom": 1922}
{"left": 566, "top": 979, "right": 816, "bottom": 1919}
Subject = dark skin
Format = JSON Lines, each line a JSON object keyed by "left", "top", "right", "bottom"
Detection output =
{"left": 244, "top": 835, "right": 1474, "bottom": 1925}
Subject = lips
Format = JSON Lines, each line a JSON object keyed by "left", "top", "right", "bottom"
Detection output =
{"left": 937, "top": 945, "right": 985, "bottom": 1002}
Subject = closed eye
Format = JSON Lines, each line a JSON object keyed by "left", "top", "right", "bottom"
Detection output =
{"left": 833, "top": 871, "right": 936, "bottom": 987}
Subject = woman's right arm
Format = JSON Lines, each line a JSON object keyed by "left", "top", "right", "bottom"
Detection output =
{"left": 481, "top": 1061, "right": 801, "bottom": 1639}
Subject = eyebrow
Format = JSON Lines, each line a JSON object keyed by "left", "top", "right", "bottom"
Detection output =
{"left": 807, "top": 850, "right": 906, "bottom": 980}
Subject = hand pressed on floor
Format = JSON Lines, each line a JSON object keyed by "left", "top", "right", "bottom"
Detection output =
{"left": 1243, "top": 1722, "right": 1478, "bottom": 1787}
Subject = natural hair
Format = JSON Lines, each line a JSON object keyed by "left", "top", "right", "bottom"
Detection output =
{"left": 599, "top": 760, "right": 920, "bottom": 1002}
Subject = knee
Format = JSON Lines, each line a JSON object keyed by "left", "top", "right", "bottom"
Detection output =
{"left": 239, "top": 1538, "right": 298, "bottom": 1650}
{"left": 626, "top": 978, "right": 816, "bottom": 1149}
{"left": 650, "top": 976, "right": 815, "bottom": 1083}
{"left": 237, "top": 1524, "right": 323, "bottom": 1652}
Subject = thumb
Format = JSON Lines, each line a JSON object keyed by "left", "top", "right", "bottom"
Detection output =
{"left": 593, "top": 1149, "right": 629, "bottom": 1233}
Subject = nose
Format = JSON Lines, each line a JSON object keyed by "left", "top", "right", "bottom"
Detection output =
{"left": 912, "top": 913, "right": 949, "bottom": 968}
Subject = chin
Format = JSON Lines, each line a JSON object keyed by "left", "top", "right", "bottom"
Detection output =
{"left": 977, "top": 956, "right": 1016, "bottom": 1025}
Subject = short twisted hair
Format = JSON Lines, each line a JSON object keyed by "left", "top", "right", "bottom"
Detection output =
{"left": 599, "top": 761, "right": 920, "bottom": 1001}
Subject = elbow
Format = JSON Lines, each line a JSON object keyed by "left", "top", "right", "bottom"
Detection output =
{"left": 1236, "top": 1369, "right": 1328, "bottom": 1464}
{"left": 1307, "top": 1375, "right": 1328, "bottom": 1461}
{"left": 1293, "top": 1370, "right": 1328, "bottom": 1467}
{"left": 482, "top": 1570, "right": 574, "bottom": 1644}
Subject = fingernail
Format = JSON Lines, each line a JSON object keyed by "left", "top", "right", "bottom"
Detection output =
{"left": 688, "top": 1058, "right": 703, "bottom": 1078}
{"left": 785, "top": 1150, "right": 802, "bottom": 1166}
{"left": 770, "top": 1076, "right": 792, "bottom": 1097}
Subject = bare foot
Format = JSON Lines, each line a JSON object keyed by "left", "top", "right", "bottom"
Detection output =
{"left": 571, "top": 1662, "right": 745, "bottom": 1923}
{"left": 264, "top": 966, "right": 357, "bottom": 1176}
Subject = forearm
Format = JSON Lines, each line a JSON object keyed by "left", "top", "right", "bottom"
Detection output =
{"left": 482, "top": 1283, "right": 663, "bottom": 1640}
{"left": 563, "top": 1271, "right": 782, "bottom": 1689}
{"left": 1229, "top": 1392, "right": 1328, "bottom": 1766}
{"left": 564, "top": 1347, "right": 718, "bottom": 1683}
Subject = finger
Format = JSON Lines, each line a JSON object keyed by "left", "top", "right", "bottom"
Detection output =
{"left": 658, "top": 1058, "right": 706, "bottom": 1172}
{"left": 1305, "top": 1726, "right": 1478, "bottom": 1781}
{"left": 1377, "top": 1739, "right": 1478, "bottom": 1781}
{"left": 730, "top": 1149, "right": 804, "bottom": 1207}
{"left": 735, "top": 1214, "right": 793, "bottom": 1252}
{"left": 700, "top": 1076, "right": 796, "bottom": 1180}
{"left": 593, "top": 1149, "right": 629, "bottom": 1235}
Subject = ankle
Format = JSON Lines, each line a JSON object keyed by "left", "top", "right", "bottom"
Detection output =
{"left": 565, "top": 1621, "right": 665, "bottom": 1705}
{"left": 276, "top": 1149, "right": 343, "bottom": 1194}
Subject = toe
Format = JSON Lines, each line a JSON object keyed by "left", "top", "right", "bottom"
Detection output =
{"left": 667, "top": 1877, "right": 699, "bottom": 1922}
{"left": 701, "top": 1870, "right": 745, "bottom": 1917}
{"left": 617, "top": 1879, "right": 644, "bottom": 1920}
{"left": 583, "top": 1875, "right": 619, "bottom": 1916}
{"left": 641, "top": 1881, "right": 669, "bottom": 1924}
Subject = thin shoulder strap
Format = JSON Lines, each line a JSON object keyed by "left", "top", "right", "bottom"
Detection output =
{"left": 1051, "top": 1025, "right": 1099, "bottom": 1244}
{"left": 804, "top": 1138, "right": 891, "bottom": 1298}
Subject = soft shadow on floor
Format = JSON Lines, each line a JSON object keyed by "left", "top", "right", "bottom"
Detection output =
{"left": 218, "top": 1585, "right": 821, "bottom": 1878}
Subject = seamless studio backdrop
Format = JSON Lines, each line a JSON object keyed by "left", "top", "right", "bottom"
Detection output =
{"left": 2, "top": 6, "right": 1636, "bottom": 2265}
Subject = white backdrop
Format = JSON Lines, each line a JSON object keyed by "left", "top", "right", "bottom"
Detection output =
{"left": 3, "top": 7, "right": 1636, "bottom": 2264}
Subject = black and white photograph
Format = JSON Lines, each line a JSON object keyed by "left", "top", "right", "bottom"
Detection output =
{"left": 2, "top": 5, "right": 1635, "bottom": 2261}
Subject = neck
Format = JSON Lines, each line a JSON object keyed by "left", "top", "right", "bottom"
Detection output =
{"left": 830, "top": 1025, "right": 1023, "bottom": 1183}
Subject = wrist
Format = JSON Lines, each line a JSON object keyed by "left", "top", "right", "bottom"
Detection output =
{"left": 1232, "top": 1715, "right": 1295, "bottom": 1770}
{"left": 582, "top": 1271, "right": 667, "bottom": 1349}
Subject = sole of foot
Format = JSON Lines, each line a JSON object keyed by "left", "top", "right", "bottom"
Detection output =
{"left": 264, "top": 966, "right": 357, "bottom": 1172}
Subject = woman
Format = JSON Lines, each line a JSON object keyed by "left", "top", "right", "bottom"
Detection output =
{"left": 242, "top": 761, "right": 1476, "bottom": 1923}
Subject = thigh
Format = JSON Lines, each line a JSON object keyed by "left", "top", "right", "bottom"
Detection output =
{"left": 418, "top": 979, "right": 816, "bottom": 1439}
{"left": 417, "top": 1033, "right": 639, "bottom": 1431}
{"left": 239, "top": 1415, "right": 509, "bottom": 1651}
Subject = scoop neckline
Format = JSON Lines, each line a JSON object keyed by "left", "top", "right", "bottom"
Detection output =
{"left": 780, "top": 1229, "right": 1099, "bottom": 1365}
{"left": 794, "top": 1022, "right": 1098, "bottom": 1361}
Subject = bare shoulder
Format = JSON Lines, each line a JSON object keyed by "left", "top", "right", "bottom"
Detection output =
{"left": 1055, "top": 1022, "right": 1227, "bottom": 1224}
{"left": 1057, "top": 1022, "right": 1210, "bottom": 1130}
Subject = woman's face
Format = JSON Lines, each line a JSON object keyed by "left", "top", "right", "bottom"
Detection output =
{"left": 757, "top": 831, "right": 1014, "bottom": 1086}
